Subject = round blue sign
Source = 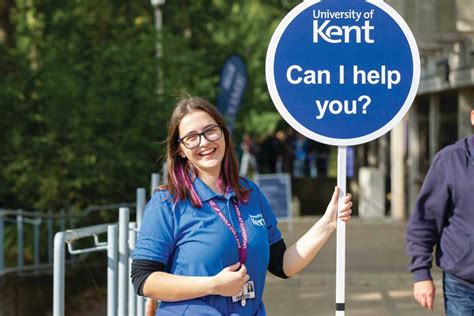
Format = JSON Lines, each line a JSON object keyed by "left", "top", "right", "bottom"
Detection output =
{"left": 266, "top": 0, "right": 420, "bottom": 146}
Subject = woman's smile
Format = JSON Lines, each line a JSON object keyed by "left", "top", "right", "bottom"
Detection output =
{"left": 198, "top": 147, "right": 217, "bottom": 157}
{"left": 179, "top": 110, "right": 226, "bottom": 177}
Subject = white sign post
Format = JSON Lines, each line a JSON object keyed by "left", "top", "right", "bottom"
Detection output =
{"left": 336, "top": 146, "right": 346, "bottom": 315}
{"left": 266, "top": 0, "right": 420, "bottom": 314}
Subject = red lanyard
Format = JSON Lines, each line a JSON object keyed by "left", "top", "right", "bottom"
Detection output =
{"left": 208, "top": 199, "right": 248, "bottom": 264}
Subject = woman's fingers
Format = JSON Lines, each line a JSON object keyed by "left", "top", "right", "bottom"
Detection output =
{"left": 329, "top": 188, "right": 352, "bottom": 222}
{"left": 338, "top": 202, "right": 352, "bottom": 222}
{"left": 341, "top": 201, "right": 353, "bottom": 212}
{"left": 226, "top": 262, "right": 241, "bottom": 271}
{"left": 339, "top": 211, "right": 352, "bottom": 222}
{"left": 330, "top": 186, "right": 339, "bottom": 205}
{"left": 335, "top": 192, "right": 352, "bottom": 212}
{"left": 339, "top": 208, "right": 352, "bottom": 216}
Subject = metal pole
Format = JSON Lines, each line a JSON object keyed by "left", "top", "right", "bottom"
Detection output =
{"left": 128, "top": 222, "right": 137, "bottom": 316}
{"left": 335, "top": 146, "right": 347, "bottom": 316}
{"left": 17, "top": 214, "right": 23, "bottom": 270}
{"left": 53, "top": 232, "right": 66, "bottom": 316}
{"left": 285, "top": 173, "right": 294, "bottom": 233}
{"left": 136, "top": 188, "right": 146, "bottom": 229}
{"left": 34, "top": 218, "right": 40, "bottom": 270}
{"left": 137, "top": 296, "right": 145, "bottom": 316}
{"left": 60, "top": 208, "right": 65, "bottom": 232}
{"left": 0, "top": 211, "right": 4, "bottom": 271}
{"left": 151, "top": 0, "right": 165, "bottom": 96}
{"left": 161, "top": 162, "right": 168, "bottom": 184}
{"left": 68, "top": 208, "right": 75, "bottom": 229}
{"left": 107, "top": 225, "right": 118, "bottom": 316}
{"left": 48, "top": 210, "right": 53, "bottom": 264}
{"left": 136, "top": 188, "right": 146, "bottom": 316}
{"left": 118, "top": 207, "right": 130, "bottom": 316}
{"left": 151, "top": 173, "right": 160, "bottom": 196}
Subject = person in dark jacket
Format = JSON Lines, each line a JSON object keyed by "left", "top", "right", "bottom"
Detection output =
{"left": 405, "top": 108, "right": 474, "bottom": 315}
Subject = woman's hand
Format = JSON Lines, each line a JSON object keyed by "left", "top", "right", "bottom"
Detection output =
{"left": 322, "top": 186, "right": 352, "bottom": 230}
{"left": 211, "top": 262, "right": 249, "bottom": 297}
{"left": 281, "top": 186, "right": 352, "bottom": 277}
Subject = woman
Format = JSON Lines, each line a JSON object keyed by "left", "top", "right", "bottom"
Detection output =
{"left": 132, "top": 97, "right": 352, "bottom": 315}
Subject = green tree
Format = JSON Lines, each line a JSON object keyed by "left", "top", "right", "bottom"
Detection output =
{"left": 0, "top": 0, "right": 297, "bottom": 212}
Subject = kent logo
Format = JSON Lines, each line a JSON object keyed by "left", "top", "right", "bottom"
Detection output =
{"left": 313, "top": 20, "right": 374, "bottom": 44}
{"left": 250, "top": 214, "right": 266, "bottom": 227}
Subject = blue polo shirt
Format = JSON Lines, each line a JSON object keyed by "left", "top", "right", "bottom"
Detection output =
{"left": 133, "top": 177, "right": 283, "bottom": 315}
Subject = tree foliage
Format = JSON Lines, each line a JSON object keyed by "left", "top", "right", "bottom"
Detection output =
{"left": 0, "top": 0, "right": 297, "bottom": 212}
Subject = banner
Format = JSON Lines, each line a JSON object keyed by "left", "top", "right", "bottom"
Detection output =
{"left": 217, "top": 54, "right": 248, "bottom": 132}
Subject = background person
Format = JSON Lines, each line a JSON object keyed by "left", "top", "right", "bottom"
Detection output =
{"left": 131, "top": 97, "right": 352, "bottom": 315}
{"left": 292, "top": 133, "right": 308, "bottom": 178}
{"left": 239, "top": 133, "right": 258, "bottom": 177}
{"left": 405, "top": 108, "right": 474, "bottom": 314}
{"left": 258, "top": 133, "right": 278, "bottom": 173}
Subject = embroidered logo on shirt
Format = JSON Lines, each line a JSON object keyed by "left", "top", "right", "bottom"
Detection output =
{"left": 250, "top": 214, "right": 266, "bottom": 227}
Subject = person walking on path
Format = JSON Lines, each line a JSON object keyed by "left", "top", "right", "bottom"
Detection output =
{"left": 405, "top": 108, "right": 474, "bottom": 315}
{"left": 131, "top": 97, "right": 352, "bottom": 315}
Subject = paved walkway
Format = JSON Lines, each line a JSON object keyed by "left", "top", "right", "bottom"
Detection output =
{"left": 264, "top": 217, "right": 444, "bottom": 316}
{"left": 76, "top": 217, "right": 444, "bottom": 315}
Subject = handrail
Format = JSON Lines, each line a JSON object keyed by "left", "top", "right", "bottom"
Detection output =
{"left": 2, "top": 186, "right": 149, "bottom": 315}
{"left": 52, "top": 188, "right": 148, "bottom": 316}
{"left": 0, "top": 203, "right": 137, "bottom": 220}
{"left": 63, "top": 223, "right": 112, "bottom": 255}
{"left": 53, "top": 223, "right": 119, "bottom": 316}
{"left": 0, "top": 262, "right": 54, "bottom": 277}
{"left": 83, "top": 202, "right": 136, "bottom": 214}
{"left": 0, "top": 200, "right": 139, "bottom": 275}
{"left": 63, "top": 223, "right": 111, "bottom": 242}
{"left": 0, "top": 209, "right": 62, "bottom": 219}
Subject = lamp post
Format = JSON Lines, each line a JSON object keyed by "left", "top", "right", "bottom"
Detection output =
{"left": 151, "top": 0, "right": 165, "bottom": 96}
{"left": 142, "top": 6, "right": 166, "bottom": 316}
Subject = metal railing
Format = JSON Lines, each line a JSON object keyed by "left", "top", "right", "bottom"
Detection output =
{"left": 0, "top": 205, "right": 133, "bottom": 276}
{"left": 1, "top": 172, "right": 161, "bottom": 314}
{"left": 0, "top": 209, "right": 69, "bottom": 275}
{"left": 53, "top": 188, "right": 148, "bottom": 316}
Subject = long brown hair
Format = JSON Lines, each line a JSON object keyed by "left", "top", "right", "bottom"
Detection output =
{"left": 165, "top": 96, "right": 249, "bottom": 208}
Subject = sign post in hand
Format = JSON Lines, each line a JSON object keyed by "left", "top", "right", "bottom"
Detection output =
{"left": 266, "top": 0, "right": 420, "bottom": 314}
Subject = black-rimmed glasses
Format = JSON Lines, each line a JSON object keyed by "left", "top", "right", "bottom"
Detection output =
{"left": 178, "top": 125, "right": 223, "bottom": 149}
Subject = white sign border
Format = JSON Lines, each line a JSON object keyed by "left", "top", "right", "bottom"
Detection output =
{"left": 265, "top": 0, "right": 420, "bottom": 146}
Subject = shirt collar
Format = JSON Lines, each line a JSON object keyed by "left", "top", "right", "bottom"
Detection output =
{"left": 192, "top": 176, "right": 236, "bottom": 202}
{"left": 467, "top": 135, "right": 474, "bottom": 160}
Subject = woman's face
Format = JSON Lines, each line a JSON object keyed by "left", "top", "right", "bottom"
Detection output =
{"left": 178, "top": 110, "right": 226, "bottom": 177}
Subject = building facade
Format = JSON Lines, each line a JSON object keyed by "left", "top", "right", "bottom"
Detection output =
{"left": 358, "top": 0, "right": 474, "bottom": 219}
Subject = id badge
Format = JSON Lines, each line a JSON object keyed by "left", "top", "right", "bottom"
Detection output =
{"left": 232, "top": 281, "right": 255, "bottom": 306}
{"left": 243, "top": 281, "right": 255, "bottom": 299}
{"left": 232, "top": 291, "right": 243, "bottom": 303}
